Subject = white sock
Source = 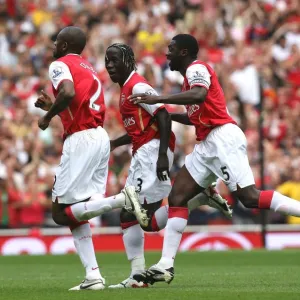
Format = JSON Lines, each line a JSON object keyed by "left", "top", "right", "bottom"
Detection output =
{"left": 157, "top": 207, "right": 188, "bottom": 269}
{"left": 153, "top": 197, "right": 206, "bottom": 232}
{"left": 270, "top": 191, "right": 300, "bottom": 216}
{"left": 122, "top": 224, "right": 145, "bottom": 278}
{"left": 68, "top": 193, "right": 126, "bottom": 221}
{"left": 259, "top": 190, "right": 300, "bottom": 216}
{"left": 71, "top": 222, "right": 101, "bottom": 280}
{"left": 152, "top": 205, "right": 169, "bottom": 230}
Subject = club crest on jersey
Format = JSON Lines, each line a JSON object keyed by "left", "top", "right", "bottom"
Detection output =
{"left": 187, "top": 104, "right": 200, "bottom": 117}
{"left": 52, "top": 67, "right": 63, "bottom": 79}
{"left": 121, "top": 93, "right": 126, "bottom": 105}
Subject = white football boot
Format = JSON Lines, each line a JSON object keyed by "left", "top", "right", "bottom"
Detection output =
{"left": 122, "top": 186, "right": 149, "bottom": 227}
{"left": 203, "top": 185, "right": 232, "bottom": 218}
{"left": 133, "top": 265, "right": 174, "bottom": 285}
{"left": 69, "top": 277, "right": 105, "bottom": 291}
{"left": 108, "top": 277, "right": 148, "bottom": 288}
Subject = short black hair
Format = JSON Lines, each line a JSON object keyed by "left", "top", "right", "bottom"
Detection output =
{"left": 172, "top": 34, "right": 199, "bottom": 58}
{"left": 59, "top": 26, "right": 87, "bottom": 54}
{"left": 107, "top": 43, "right": 137, "bottom": 71}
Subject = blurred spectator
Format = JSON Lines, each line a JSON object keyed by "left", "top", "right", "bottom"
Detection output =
{"left": 18, "top": 171, "right": 49, "bottom": 228}
{"left": 272, "top": 35, "right": 290, "bottom": 62}
{"left": 0, "top": 163, "right": 21, "bottom": 228}
{"left": 277, "top": 168, "right": 300, "bottom": 224}
{"left": 0, "top": 0, "right": 300, "bottom": 227}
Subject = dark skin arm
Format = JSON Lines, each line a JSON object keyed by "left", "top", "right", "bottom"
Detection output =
{"left": 37, "top": 81, "right": 75, "bottom": 130}
{"left": 170, "top": 113, "right": 193, "bottom": 125}
{"left": 155, "top": 108, "right": 171, "bottom": 181}
{"left": 110, "top": 134, "right": 132, "bottom": 152}
{"left": 129, "top": 86, "right": 208, "bottom": 106}
{"left": 35, "top": 90, "right": 53, "bottom": 111}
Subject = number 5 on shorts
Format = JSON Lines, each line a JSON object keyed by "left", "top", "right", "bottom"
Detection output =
{"left": 221, "top": 166, "right": 230, "bottom": 181}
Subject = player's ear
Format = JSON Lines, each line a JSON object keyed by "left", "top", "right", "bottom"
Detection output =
{"left": 62, "top": 42, "right": 68, "bottom": 51}
{"left": 180, "top": 49, "right": 188, "bottom": 57}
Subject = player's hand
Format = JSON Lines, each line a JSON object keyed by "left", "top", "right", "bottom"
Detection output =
{"left": 128, "top": 93, "right": 160, "bottom": 105}
{"left": 38, "top": 116, "right": 51, "bottom": 130}
{"left": 35, "top": 90, "right": 53, "bottom": 111}
{"left": 156, "top": 153, "right": 170, "bottom": 181}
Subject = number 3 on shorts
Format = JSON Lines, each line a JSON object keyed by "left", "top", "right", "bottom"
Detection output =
{"left": 136, "top": 178, "right": 143, "bottom": 193}
{"left": 221, "top": 166, "right": 230, "bottom": 181}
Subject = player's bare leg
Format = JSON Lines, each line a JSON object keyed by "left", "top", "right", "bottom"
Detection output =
{"left": 68, "top": 221, "right": 105, "bottom": 291}
{"left": 52, "top": 200, "right": 105, "bottom": 290}
{"left": 52, "top": 187, "right": 148, "bottom": 227}
{"left": 233, "top": 184, "right": 300, "bottom": 216}
{"left": 52, "top": 187, "right": 149, "bottom": 291}
{"left": 134, "top": 165, "right": 204, "bottom": 285}
{"left": 188, "top": 183, "right": 232, "bottom": 218}
{"left": 109, "top": 201, "right": 165, "bottom": 288}
{"left": 111, "top": 183, "right": 231, "bottom": 287}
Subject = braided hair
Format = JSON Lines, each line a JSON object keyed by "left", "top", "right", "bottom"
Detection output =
{"left": 107, "top": 43, "right": 137, "bottom": 71}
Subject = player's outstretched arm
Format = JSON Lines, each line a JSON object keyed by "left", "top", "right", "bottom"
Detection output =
{"left": 129, "top": 93, "right": 160, "bottom": 105}
{"left": 38, "top": 81, "right": 75, "bottom": 130}
{"left": 110, "top": 134, "right": 132, "bottom": 152}
{"left": 130, "top": 86, "right": 207, "bottom": 106}
{"left": 170, "top": 113, "right": 193, "bottom": 125}
{"left": 155, "top": 108, "right": 171, "bottom": 181}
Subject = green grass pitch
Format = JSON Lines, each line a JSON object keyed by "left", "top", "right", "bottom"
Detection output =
{"left": 1, "top": 251, "right": 300, "bottom": 300}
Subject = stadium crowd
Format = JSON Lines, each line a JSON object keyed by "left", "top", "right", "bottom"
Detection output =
{"left": 0, "top": 0, "right": 300, "bottom": 228}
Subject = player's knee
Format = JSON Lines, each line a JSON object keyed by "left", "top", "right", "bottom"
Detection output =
{"left": 140, "top": 214, "right": 160, "bottom": 232}
{"left": 120, "top": 209, "right": 136, "bottom": 224}
{"left": 52, "top": 211, "right": 62, "bottom": 225}
{"left": 141, "top": 224, "right": 153, "bottom": 232}
{"left": 168, "top": 191, "right": 186, "bottom": 207}
{"left": 236, "top": 185, "right": 260, "bottom": 208}
{"left": 141, "top": 221, "right": 159, "bottom": 232}
{"left": 52, "top": 210, "right": 68, "bottom": 226}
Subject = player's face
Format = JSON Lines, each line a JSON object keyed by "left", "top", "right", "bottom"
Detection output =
{"left": 53, "top": 35, "right": 67, "bottom": 59}
{"left": 166, "top": 40, "right": 182, "bottom": 71}
{"left": 105, "top": 47, "right": 126, "bottom": 83}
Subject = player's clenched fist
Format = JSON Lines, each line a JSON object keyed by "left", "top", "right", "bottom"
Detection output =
{"left": 156, "top": 153, "right": 170, "bottom": 181}
{"left": 35, "top": 90, "right": 53, "bottom": 111}
{"left": 38, "top": 116, "right": 51, "bottom": 130}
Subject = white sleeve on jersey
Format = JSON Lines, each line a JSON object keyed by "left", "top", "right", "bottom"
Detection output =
{"left": 186, "top": 63, "right": 211, "bottom": 90}
{"left": 48, "top": 61, "right": 74, "bottom": 90}
{"left": 132, "top": 82, "right": 164, "bottom": 116}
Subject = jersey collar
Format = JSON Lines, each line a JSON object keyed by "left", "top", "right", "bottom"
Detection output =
{"left": 66, "top": 53, "right": 82, "bottom": 57}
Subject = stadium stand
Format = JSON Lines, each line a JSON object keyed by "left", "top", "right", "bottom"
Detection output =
{"left": 0, "top": 0, "right": 300, "bottom": 228}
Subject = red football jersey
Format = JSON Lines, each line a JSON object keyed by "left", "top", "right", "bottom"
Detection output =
{"left": 182, "top": 60, "right": 236, "bottom": 141}
{"left": 120, "top": 72, "right": 175, "bottom": 154}
{"left": 50, "top": 54, "right": 105, "bottom": 138}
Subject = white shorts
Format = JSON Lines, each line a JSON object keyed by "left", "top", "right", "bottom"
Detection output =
{"left": 125, "top": 139, "right": 174, "bottom": 204}
{"left": 52, "top": 126, "right": 110, "bottom": 204}
{"left": 185, "top": 123, "right": 255, "bottom": 192}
